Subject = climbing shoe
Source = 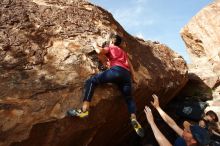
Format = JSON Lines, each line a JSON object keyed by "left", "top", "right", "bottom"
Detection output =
{"left": 131, "top": 118, "right": 144, "bottom": 137}
{"left": 67, "top": 108, "right": 89, "bottom": 118}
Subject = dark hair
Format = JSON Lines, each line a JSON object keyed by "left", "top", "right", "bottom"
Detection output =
{"left": 206, "top": 110, "right": 219, "bottom": 122}
{"left": 207, "top": 121, "right": 220, "bottom": 133}
{"left": 110, "top": 34, "right": 122, "bottom": 46}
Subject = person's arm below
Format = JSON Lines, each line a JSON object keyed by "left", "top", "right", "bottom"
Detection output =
{"left": 151, "top": 94, "right": 183, "bottom": 136}
{"left": 144, "top": 106, "right": 172, "bottom": 146}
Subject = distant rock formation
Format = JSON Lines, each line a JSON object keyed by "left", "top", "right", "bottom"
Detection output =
{"left": 181, "top": 0, "right": 220, "bottom": 118}
{"left": 0, "top": 0, "right": 187, "bottom": 146}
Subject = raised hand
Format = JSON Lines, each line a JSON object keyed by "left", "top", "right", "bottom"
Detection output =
{"left": 144, "top": 106, "right": 154, "bottom": 124}
{"left": 151, "top": 94, "right": 160, "bottom": 108}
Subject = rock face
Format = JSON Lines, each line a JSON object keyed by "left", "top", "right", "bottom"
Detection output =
{"left": 180, "top": 0, "right": 220, "bottom": 118}
{"left": 181, "top": 0, "right": 220, "bottom": 66}
{"left": 0, "top": 0, "right": 188, "bottom": 146}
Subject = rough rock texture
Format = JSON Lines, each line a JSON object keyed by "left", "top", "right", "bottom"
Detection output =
{"left": 180, "top": 0, "right": 220, "bottom": 119}
{"left": 181, "top": 0, "right": 220, "bottom": 66}
{"left": 0, "top": 0, "right": 188, "bottom": 146}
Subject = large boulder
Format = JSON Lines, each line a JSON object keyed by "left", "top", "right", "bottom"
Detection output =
{"left": 180, "top": 0, "right": 220, "bottom": 88}
{"left": 0, "top": 0, "right": 188, "bottom": 146}
{"left": 180, "top": 0, "right": 220, "bottom": 118}
{"left": 181, "top": 0, "right": 220, "bottom": 66}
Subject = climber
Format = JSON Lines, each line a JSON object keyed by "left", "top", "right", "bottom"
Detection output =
{"left": 149, "top": 94, "right": 211, "bottom": 146}
{"left": 67, "top": 33, "right": 144, "bottom": 137}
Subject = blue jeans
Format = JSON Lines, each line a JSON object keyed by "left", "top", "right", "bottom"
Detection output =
{"left": 83, "top": 66, "right": 136, "bottom": 114}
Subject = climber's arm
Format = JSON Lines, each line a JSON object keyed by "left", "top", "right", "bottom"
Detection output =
{"left": 93, "top": 43, "right": 108, "bottom": 55}
{"left": 98, "top": 54, "right": 109, "bottom": 68}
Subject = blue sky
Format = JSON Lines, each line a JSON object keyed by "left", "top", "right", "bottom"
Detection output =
{"left": 90, "top": 0, "right": 213, "bottom": 63}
